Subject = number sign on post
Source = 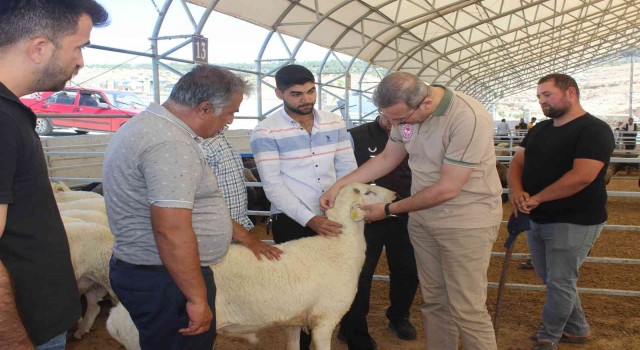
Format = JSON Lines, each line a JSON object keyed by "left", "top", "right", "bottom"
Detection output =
{"left": 193, "top": 35, "right": 208, "bottom": 64}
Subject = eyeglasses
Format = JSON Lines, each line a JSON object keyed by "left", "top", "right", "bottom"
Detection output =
{"left": 378, "top": 95, "right": 428, "bottom": 125}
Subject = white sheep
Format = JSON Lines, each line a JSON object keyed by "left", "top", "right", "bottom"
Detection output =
{"left": 106, "top": 303, "right": 140, "bottom": 350}
{"left": 61, "top": 216, "right": 84, "bottom": 225}
{"left": 106, "top": 183, "right": 396, "bottom": 350}
{"left": 64, "top": 222, "right": 117, "bottom": 339}
{"left": 55, "top": 190, "right": 103, "bottom": 203}
{"left": 57, "top": 197, "right": 106, "bottom": 213}
{"left": 60, "top": 209, "right": 109, "bottom": 227}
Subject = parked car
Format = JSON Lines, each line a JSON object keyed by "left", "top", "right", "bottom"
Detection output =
{"left": 20, "top": 87, "right": 147, "bottom": 135}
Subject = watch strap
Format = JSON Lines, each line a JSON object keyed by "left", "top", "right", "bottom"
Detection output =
{"left": 384, "top": 202, "right": 397, "bottom": 218}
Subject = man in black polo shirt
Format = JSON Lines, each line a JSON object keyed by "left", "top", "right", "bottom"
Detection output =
{"left": 338, "top": 114, "right": 419, "bottom": 350}
{"left": 0, "top": 1, "right": 109, "bottom": 349}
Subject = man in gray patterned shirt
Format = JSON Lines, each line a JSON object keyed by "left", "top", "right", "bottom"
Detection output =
{"left": 104, "top": 65, "right": 280, "bottom": 350}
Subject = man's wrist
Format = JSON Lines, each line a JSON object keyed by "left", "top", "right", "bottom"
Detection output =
{"left": 384, "top": 203, "right": 397, "bottom": 218}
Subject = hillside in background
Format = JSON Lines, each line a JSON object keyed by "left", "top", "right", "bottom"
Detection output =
{"left": 71, "top": 58, "right": 639, "bottom": 126}
{"left": 493, "top": 57, "right": 640, "bottom": 125}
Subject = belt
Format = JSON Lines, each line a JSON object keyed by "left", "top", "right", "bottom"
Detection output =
{"left": 111, "top": 255, "right": 166, "bottom": 270}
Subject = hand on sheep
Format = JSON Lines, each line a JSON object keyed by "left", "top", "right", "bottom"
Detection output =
{"left": 307, "top": 215, "right": 343, "bottom": 237}
{"left": 179, "top": 300, "right": 213, "bottom": 336}
{"left": 361, "top": 203, "right": 386, "bottom": 222}
{"left": 319, "top": 185, "right": 342, "bottom": 211}
{"left": 243, "top": 236, "right": 284, "bottom": 261}
{"left": 232, "top": 221, "right": 284, "bottom": 261}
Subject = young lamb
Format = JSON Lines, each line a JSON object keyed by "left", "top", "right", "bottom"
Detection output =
{"left": 64, "top": 222, "right": 118, "bottom": 339}
{"left": 106, "top": 183, "right": 396, "bottom": 350}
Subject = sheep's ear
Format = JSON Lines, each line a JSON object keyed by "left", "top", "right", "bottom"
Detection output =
{"left": 350, "top": 201, "right": 365, "bottom": 221}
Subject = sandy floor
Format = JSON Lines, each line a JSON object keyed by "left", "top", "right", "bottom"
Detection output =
{"left": 67, "top": 171, "right": 640, "bottom": 350}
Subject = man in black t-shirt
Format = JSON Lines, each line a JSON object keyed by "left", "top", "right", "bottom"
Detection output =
{"left": 508, "top": 74, "right": 615, "bottom": 350}
{"left": 0, "top": 2, "right": 108, "bottom": 349}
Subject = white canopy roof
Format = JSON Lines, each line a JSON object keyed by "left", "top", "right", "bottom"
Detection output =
{"left": 187, "top": 0, "right": 640, "bottom": 103}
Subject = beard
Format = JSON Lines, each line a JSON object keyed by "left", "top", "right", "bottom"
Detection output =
{"left": 32, "top": 51, "right": 79, "bottom": 92}
{"left": 541, "top": 105, "right": 567, "bottom": 119}
{"left": 283, "top": 99, "right": 314, "bottom": 116}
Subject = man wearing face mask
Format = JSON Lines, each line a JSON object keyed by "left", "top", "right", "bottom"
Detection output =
{"left": 104, "top": 65, "right": 257, "bottom": 350}
{"left": 250, "top": 64, "right": 357, "bottom": 349}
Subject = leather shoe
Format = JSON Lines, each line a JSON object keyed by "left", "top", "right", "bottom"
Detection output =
{"left": 388, "top": 318, "right": 417, "bottom": 340}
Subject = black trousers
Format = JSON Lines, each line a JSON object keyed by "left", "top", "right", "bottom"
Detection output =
{"left": 110, "top": 257, "right": 217, "bottom": 350}
{"left": 270, "top": 213, "right": 316, "bottom": 349}
{"left": 339, "top": 216, "right": 419, "bottom": 343}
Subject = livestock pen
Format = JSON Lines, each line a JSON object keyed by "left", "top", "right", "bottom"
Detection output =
{"left": 45, "top": 134, "right": 639, "bottom": 350}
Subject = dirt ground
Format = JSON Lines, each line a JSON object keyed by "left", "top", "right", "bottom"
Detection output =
{"left": 67, "top": 171, "right": 640, "bottom": 350}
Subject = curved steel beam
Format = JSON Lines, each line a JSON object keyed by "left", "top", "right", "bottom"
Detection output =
{"left": 424, "top": 0, "right": 616, "bottom": 83}
{"left": 447, "top": 1, "right": 636, "bottom": 93}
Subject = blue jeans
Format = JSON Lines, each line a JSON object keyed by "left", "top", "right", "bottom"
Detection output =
{"left": 35, "top": 331, "right": 66, "bottom": 350}
{"left": 527, "top": 221, "right": 603, "bottom": 342}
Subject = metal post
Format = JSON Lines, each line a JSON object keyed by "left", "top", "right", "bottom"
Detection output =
{"left": 256, "top": 60, "right": 263, "bottom": 120}
{"left": 630, "top": 50, "right": 635, "bottom": 119}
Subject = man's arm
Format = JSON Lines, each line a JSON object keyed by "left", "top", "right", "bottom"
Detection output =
{"left": 0, "top": 204, "right": 6, "bottom": 238}
{"left": 150, "top": 206, "right": 212, "bottom": 336}
{"left": 523, "top": 158, "right": 605, "bottom": 211}
{"left": 320, "top": 140, "right": 407, "bottom": 210}
{"left": 333, "top": 124, "right": 358, "bottom": 178}
{"left": 1, "top": 204, "right": 34, "bottom": 349}
{"left": 250, "top": 132, "right": 316, "bottom": 226}
{"left": 231, "top": 220, "right": 282, "bottom": 261}
{"left": 362, "top": 162, "right": 473, "bottom": 221}
{"left": 507, "top": 147, "right": 530, "bottom": 215}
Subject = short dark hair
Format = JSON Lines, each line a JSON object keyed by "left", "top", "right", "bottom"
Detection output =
{"left": 169, "top": 65, "right": 252, "bottom": 115}
{"left": 372, "top": 72, "right": 430, "bottom": 109}
{"left": 0, "top": 0, "right": 109, "bottom": 49}
{"left": 538, "top": 73, "right": 580, "bottom": 99}
{"left": 275, "top": 64, "right": 315, "bottom": 91}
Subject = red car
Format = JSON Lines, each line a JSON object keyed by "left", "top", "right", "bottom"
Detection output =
{"left": 20, "top": 87, "right": 147, "bottom": 135}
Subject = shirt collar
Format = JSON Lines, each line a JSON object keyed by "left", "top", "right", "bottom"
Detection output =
{"left": 0, "top": 82, "right": 38, "bottom": 128}
{"left": 279, "top": 106, "right": 318, "bottom": 130}
{"left": 430, "top": 84, "right": 454, "bottom": 118}
{"left": 146, "top": 102, "right": 203, "bottom": 143}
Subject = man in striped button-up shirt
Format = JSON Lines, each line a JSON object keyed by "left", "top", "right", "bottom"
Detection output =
{"left": 250, "top": 64, "right": 357, "bottom": 349}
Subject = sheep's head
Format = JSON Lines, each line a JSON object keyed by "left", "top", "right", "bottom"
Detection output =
{"left": 336, "top": 183, "right": 396, "bottom": 222}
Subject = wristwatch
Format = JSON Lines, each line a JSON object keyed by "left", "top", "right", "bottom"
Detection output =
{"left": 384, "top": 202, "right": 398, "bottom": 218}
